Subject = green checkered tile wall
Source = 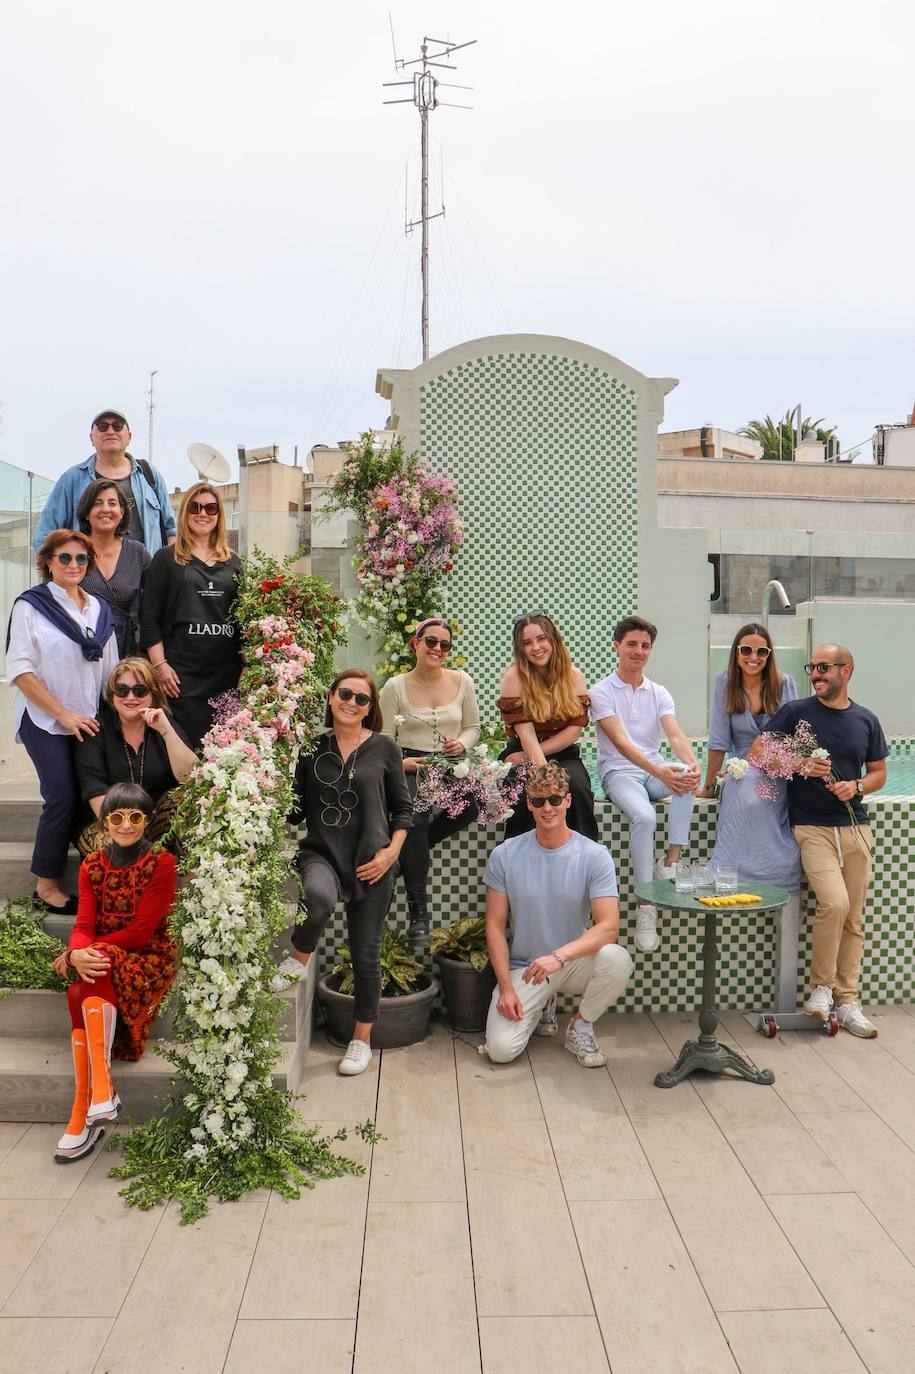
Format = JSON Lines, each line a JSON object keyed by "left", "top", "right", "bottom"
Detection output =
{"left": 312, "top": 793, "right": 914, "bottom": 1014}
{"left": 418, "top": 351, "right": 638, "bottom": 710}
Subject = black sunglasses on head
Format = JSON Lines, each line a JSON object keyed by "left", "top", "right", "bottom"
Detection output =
{"left": 336, "top": 687, "right": 372, "bottom": 706}
{"left": 528, "top": 793, "right": 568, "bottom": 808}
{"left": 113, "top": 682, "right": 151, "bottom": 699}
{"left": 94, "top": 419, "right": 126, "bottom": 432}
{"left": 514, "top": 608, "right": 547, "bottom": 626}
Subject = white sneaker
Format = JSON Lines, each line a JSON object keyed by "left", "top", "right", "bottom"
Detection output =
{"left": 271, "top": 956, "right": 310, "bottom": 993}
{"left": 634, "top": 905, "right": 660, "bottom": 953}
{"left": 834, "top": 1001, "right": 878, "bottom": 1039}
{"left": 338, "top": 1040, "right": 373, "bottom": 1076}
{"left": 804, "top": 985, "right": 833, "bottom": 1021}
{"left": 654, "top": 860, "right": 675, "bottom": 882}
{"left": 535, "top": 996, "right": 559, "bottom": 1036}
{"left": 564, "top": 1021, "right": 606, "bottom": 1068}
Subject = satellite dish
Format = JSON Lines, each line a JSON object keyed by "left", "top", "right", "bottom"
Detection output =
{"left": 187, "top": 442, "right": 231, "bottom": 483}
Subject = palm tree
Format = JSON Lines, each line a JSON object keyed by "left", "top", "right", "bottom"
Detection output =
{"left": 739, "top": 410, "right": 838, "bottom": 461}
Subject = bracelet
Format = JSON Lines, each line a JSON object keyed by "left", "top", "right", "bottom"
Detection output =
{"left": 152, "top": 660, "right": 169, "bottom": 671}
{"left": 552, "top": 950, "right": 566, "bottom": 968}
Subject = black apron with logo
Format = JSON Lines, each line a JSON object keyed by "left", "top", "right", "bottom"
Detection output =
{"left": 166, "top": 555, "right": 242, "bottom": 748}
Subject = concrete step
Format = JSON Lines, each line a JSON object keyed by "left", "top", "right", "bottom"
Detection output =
{"left": 0, "top": 797, "right": 43, "bottom": 843}
{"left": 0, "top": 1036, "right": 302, "bottom": 1124}
{"left": 0, "top": 984, "right": 299, "bottom": 1042}
{"left": 0, "top": 844, "right": 81, "bottom": 900}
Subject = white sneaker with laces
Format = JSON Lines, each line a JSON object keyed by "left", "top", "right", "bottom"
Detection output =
{"left": 634, "top": 905, "right": 660, "bottom": 953}
{"left": 803, "top": 984, "right": 833, "bottom": 1021}
{"left": 338, "top": 1040, "right": 373, "bottom": 1076}
{"left": 564, "top": 1021, "right": 606, "bottom": 1068}
{"left": 834, "top": 1000, "right": 878, "bottom": 1038}
{"left": 271, "top": 956, "right": 310, "bottom": 993}
{"left": 654, "top": 860, "right": 676, "bottom": 882}
{"left": 535, "top": 995, "right": 559, "bottom": 1036}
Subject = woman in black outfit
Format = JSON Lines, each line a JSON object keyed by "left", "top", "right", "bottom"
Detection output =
{"left": 140, "top": 483, "right": 241, "bottom": 750}
{"left": 77, "top": 479, "right": 151, "bottom": 656}
{"left": 275, "top": 669, "right": 412, "bottom": 1079}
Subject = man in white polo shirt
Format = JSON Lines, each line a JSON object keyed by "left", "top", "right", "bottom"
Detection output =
{"left": 590, "top": 615, "right": 700, "bottom": 954}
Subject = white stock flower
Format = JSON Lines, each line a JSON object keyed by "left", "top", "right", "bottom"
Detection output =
{"left": 451, "top": 759, "right": 471, "bottom": 778}
{"left": 725, "top": 757, "right": 750, "bottom": 780}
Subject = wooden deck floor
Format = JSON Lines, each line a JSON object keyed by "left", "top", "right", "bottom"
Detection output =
{"left": 3, "top": 1005, "right": 915, "bottom": 1372}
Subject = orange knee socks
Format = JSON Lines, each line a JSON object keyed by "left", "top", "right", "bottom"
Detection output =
{"left": 64, "top": 1029, "right": 90, "bottom": 1136}
{"left": 82, "top": 996, "right": 118, "bottom": 1120}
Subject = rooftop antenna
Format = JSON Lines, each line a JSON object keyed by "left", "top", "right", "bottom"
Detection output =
{"left": 384, "top": 25, "right": 476, "bottom": 361}
{"left": 147, "top": 369, "right": 158, "bottom": 462}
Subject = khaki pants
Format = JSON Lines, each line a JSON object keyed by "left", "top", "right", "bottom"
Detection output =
{"left": 794, "top": 824, "right": 873, "bottom": 1005}
{"left": 484, "top": 943, "right": 634, "bottom": 1064}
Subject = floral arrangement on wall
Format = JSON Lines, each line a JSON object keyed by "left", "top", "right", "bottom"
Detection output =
{"left": 111, "top": 552, "right": 370, "bottom": 1223}
{"left": 323, "top": 431, "right": 463, "bottom": 677}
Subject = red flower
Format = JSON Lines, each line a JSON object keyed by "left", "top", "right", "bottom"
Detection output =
{"left": 260, "top": 576, "right": 284, "bottom": 593}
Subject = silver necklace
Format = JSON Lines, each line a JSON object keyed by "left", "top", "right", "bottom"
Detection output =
{"left": 314, "top": 736, "right": 363, "bottom": 828}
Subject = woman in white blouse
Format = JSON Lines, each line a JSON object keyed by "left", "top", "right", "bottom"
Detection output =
{"left": 7, "top": 530, "right": 119, "bottom": 913}
{"left": 379, "top": 617, "right": 480, "bottom": 942}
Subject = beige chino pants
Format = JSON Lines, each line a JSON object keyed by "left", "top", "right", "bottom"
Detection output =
{"left": 794, "top": 823, "right": 873, "bottom": 1005}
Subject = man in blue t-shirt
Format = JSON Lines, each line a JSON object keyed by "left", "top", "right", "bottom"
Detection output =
{"left": 483, "top": 763, "right": 634, "bottom": 1067}
{"left": 749, "top": 645, "right": 887, "bottom": 1038}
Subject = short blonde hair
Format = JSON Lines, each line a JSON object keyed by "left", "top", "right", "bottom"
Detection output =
{"left": 525, "top": 762, "right": 570, "bottom": 795}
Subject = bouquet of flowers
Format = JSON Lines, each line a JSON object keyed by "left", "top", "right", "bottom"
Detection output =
{"left": 408, "top": 723, "right": 527, "bottom": 826}
{"left": 722, "top": 756, "right": 750, "bottom": 781}
{"left": 753, "top": 719, "right": 864, "bottom": 840}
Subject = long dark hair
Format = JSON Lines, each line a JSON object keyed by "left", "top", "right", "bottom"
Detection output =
{"left": 324, "top": 668, "right": 383, "bottom": 732}
{"left": 725, "top": 622, "right": 782, "bottom": 716}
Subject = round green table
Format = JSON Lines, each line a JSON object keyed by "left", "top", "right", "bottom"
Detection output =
{"left": 634, "top": 879, "right": 790, "bottom": 1089}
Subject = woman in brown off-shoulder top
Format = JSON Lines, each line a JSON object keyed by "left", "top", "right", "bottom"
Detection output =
{"left": 497, "top": 612, "right": 598, "bottom": 842}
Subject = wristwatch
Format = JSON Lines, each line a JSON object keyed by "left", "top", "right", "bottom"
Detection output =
{"left": 855, "top": 779, "right": 865, "bottom": 796}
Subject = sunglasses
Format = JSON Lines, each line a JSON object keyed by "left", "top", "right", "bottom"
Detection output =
{"left": 53, "top": 552, "right": 89, "bottom": 566}
{"left": 112, "top": 682, "right": 151, "bottom": 699}
{"left": 105, "top": 810, "right": 147, "bottom": 828}
{"left": 420, "top": 635, "right": 452, "bottom": 652}
{"left": 187, "top": 500, "right": 219, "bottom": 517}
{"left": 804, "top": 661, "right": 847, "bottom": 676}
{"left": 737, "top": 645, "right": 770, "bottom": 659}
{"left": 528, "top": 793, "right": 568, "bottom": 808}
{"left": 336, "top": 687, "right": 372, "bottom": 706}
{"left": 514, "top": 608, "right": 547, "bottom": 625}
{"left": 94, "top": 419, "right": 126, "bottom": 432}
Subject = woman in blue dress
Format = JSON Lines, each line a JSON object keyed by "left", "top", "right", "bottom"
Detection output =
{"left": 698, "top": 623, "right": 800, "bottom": 892}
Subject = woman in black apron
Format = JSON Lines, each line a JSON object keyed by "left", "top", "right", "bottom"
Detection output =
{"left": 140, "top": 483, "right": 242, "bottom": 750}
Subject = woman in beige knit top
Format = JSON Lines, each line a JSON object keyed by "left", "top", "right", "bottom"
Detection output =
{"left": 380, "top": 617, "right": 480, "bottom": 942}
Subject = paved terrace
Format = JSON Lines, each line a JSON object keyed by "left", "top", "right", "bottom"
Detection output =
{"left": 3, "top": 1007, "right": 915, "bottom": 1373}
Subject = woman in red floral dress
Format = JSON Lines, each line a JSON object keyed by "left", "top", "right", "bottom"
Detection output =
{"left": 52, "top": 782, "right": 178, "bottom": 1162}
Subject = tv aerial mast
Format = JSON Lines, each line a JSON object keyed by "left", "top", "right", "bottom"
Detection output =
{"left": 384, "top": 27, "right": 476, "bottom": 362}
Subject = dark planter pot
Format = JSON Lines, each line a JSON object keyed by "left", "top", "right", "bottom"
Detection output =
{"left": 435, "top": 955, "right": 496, "bottom": 1032}
{"left": 318, "top": 973, "right": 439, "bottom": 1049}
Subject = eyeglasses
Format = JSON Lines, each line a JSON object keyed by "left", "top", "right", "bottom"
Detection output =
{"left": 804, "top": 661, "right": 847, "bottom": 676}
{"left": 528, "top": 793, "right": 568, "bottom": 808}
{"left": 112, "top": 682, "right": 151, "bottom": 699}
{"left": 52, "top": 552, "right": 89, "bottom": 566}
{"left": 514, "top": 609, "right": 547, "bottom": 625}
{"left": 94, "top": 419, "right": 126, "bottom": 432}
{"left": 336, "top": 687, "right": 372, "bottom": 706}
{"left": 187, "top": 500, "right": 219, "bottom": 517}
{"left": 420, "top": 635, "right": 452, "bottom": 652}
{"left": 737, "top": 645, "right": 770, "bottom": 659}
{"left": 105, "top": 810, "right": 147, "bottom": 828}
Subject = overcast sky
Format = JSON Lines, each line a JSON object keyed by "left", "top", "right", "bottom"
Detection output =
{"left": 1, "top": 0, "right": 912, "bottom": 488}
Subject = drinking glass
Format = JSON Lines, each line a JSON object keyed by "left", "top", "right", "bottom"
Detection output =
{"left": 714, "top": 866, "right": 739, "bottom": 894}
{"left": 674, "top": 861, "right": 696, "bottom": 892}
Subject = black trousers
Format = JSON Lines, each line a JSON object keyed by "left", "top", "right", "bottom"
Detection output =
{"left": 292, "top": 854, "right": 394, "bottom": 1024}
{"left": 502, "top": 743, "right": 599, "bottom": 842}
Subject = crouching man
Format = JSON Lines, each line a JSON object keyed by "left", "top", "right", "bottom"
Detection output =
{"left": 483, "top": 763, "right": 634, "bottom": 1067}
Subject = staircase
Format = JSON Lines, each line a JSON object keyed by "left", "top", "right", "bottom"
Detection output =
{"left": 0, "top": 793, "right": 317, "bottom": 1123}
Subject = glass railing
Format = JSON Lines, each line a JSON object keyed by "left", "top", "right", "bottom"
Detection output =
{"left": 0, "top": 461, "right": 54, "bottom": 676}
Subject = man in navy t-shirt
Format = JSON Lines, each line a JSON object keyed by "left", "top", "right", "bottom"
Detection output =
{"left": 749, "top": 644, "right": 887, "bottom": 1037}
{"left": 483, "top": 763, "right": 634, "bottom": 1067}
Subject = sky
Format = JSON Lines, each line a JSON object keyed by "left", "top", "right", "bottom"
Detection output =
{"left": 1, "top": 0, "right": 913, "bottom": 488}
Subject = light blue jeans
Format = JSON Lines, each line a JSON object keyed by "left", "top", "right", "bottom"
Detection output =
{"left": 601, "top": 768, "right": 696, "bottom": 889}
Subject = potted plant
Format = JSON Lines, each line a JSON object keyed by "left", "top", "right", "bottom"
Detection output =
{"left": 429, "top": 916, "right": 496, "bottom": 1032}
{"left": 318, "top": 927, "right": 438, "bottom": 1049}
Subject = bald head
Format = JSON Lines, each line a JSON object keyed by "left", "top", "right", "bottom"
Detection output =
{"left": 812, "top": 644, "right": 854, "bottom": 675}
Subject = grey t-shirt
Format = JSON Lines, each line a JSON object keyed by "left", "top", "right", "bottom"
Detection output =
{"left": 113, "top": 471, "right": 144, "bottom": 543}
{"left": 484, "top": 830, "right": 618, "bottom": 968}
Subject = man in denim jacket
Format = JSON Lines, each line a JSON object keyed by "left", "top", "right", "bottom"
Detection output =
{"left": 32, "top": 408, "right": 176, "bottom": 553}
